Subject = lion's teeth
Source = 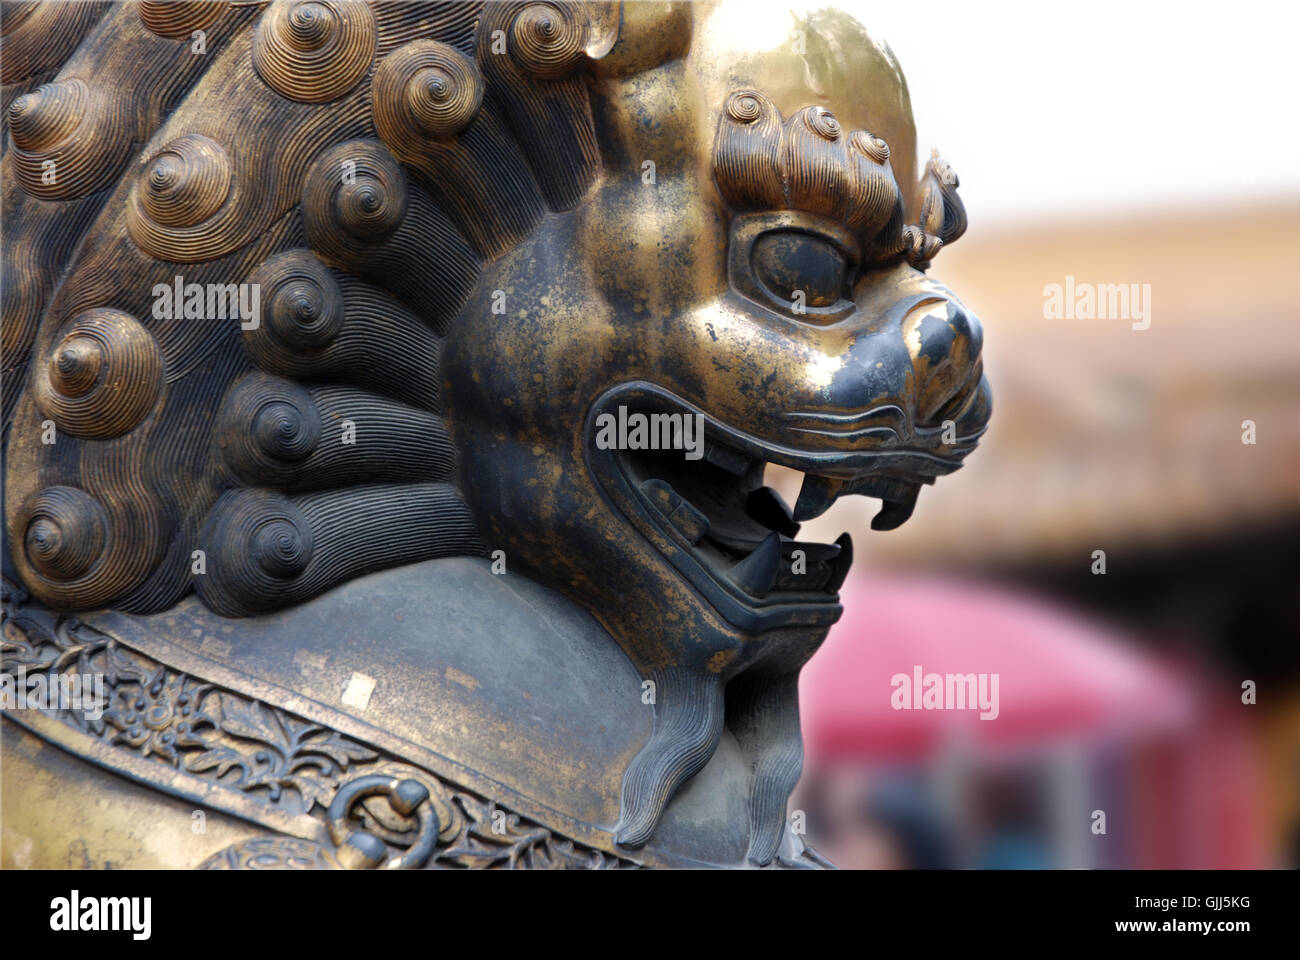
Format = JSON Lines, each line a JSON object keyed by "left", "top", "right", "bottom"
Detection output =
{"left": 727, "top": 531, "right": 781, "bottom": 596}
{"left": 745, "top": 486, "right": 800, "bottom": 536}
{"left": 667, "top": 498, "right": 709, "bottom": 544}
{"left": 703, "top": 441, "right": 751, "bottom": 476}
{"left": 792, "top": 474, "right": 846, "bottom": 521}
{"left": 639, "top": 478, "right": 708, "bottom": 544}
{"left": 779, "top": 538, "right": 841, "bottom": 562}
{"left": 828, "top": 532, "right": 854, "bottom": 591}
{"left": 870, "top": 484, "right": 920, "bottom": 531}
{"left": 639, "top": 478, "right": 680, "bottom": 514}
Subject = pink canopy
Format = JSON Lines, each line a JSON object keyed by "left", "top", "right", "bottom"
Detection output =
{"left": 800, "top": 571, "right": 1191, "bottom": 763}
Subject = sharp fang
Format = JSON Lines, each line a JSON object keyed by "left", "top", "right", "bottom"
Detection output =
{"left": 746, "top": 487, "right": 801, "bottom": 537}
{"left": 779, "top": 539, "right": 841, "bottom": 562}
{"left": 827, "top": 532, "right": 854, "bottom": 591}
{"left": 870, "top": 484, "right": 920, "bottom": 531}
{"left": 793, "top": 475, "right": 847, "bottom": 522}
{"left": 727, "top": 531, "right": 781, "bottom": 596}
{"left": 703, "top": 441, "right": 752, "bottom": 476}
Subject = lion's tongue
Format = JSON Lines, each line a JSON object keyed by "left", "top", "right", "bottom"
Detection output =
{"left": 725, "top": 531, "right": 854, "bottom": 597}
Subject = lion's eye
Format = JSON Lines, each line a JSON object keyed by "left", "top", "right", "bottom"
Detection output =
{"left": 751, "top": 231, "right": 848, "bottom": 310}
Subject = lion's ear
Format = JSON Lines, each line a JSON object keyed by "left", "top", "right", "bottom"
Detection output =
{"left": 584, "top": 1, "right": 624, "bottom": 62}
{"left": 588, "top": 2, "right": 694, "bottom": 77}
{"left": 905, "top": 149, "right": 968, "bottom": 267}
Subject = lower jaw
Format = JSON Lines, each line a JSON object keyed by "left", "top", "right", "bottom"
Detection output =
{"left": 600, "top": 494, "right": 844, "bottom": 636}
{"left": 585, "top": 395, "right": 849, "bottom": 637}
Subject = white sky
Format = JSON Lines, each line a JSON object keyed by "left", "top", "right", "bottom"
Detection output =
{"left": 842, "top": 0, "right": 1300, "bottom": 224}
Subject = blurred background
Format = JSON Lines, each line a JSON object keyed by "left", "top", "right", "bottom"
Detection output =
{"left": 778, "top": 0, "right": 1300, "bottom": 868}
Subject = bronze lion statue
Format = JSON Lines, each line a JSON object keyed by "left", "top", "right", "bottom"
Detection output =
{"left": 1, "top": 0, "right": 989, "bottom": 869}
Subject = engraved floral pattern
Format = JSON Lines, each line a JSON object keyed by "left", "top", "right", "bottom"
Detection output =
{"left": 2, "top": 579, "right": 634, "bottom": 869}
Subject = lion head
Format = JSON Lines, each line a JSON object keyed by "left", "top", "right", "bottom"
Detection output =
{"left": 443, "top": 1, "right": 990, "bottom": 856}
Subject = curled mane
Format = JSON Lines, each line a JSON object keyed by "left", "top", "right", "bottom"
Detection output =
{"left": 3, "top": 1, "right": 631, "bottom": 616}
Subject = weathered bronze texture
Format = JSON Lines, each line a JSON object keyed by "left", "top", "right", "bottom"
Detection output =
{"left": 1, "top": 0, "right": 989, "bottom": 869}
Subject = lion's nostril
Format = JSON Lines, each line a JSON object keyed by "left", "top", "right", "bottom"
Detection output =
{"left": 946, "top": 300, "right": 983, "bottom": 354}
{"left": 932, "top": 369, "right": 989, "bottom": 430}
{"left": 902, "top": 297, "right": 984, "bottom": 424}
{"left": 941, "top": 373, "right": 993, "bottom": 443}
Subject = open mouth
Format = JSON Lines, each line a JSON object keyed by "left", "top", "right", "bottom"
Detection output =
{"left": 587, "top": 382, "right": 970, "bottom": 634}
